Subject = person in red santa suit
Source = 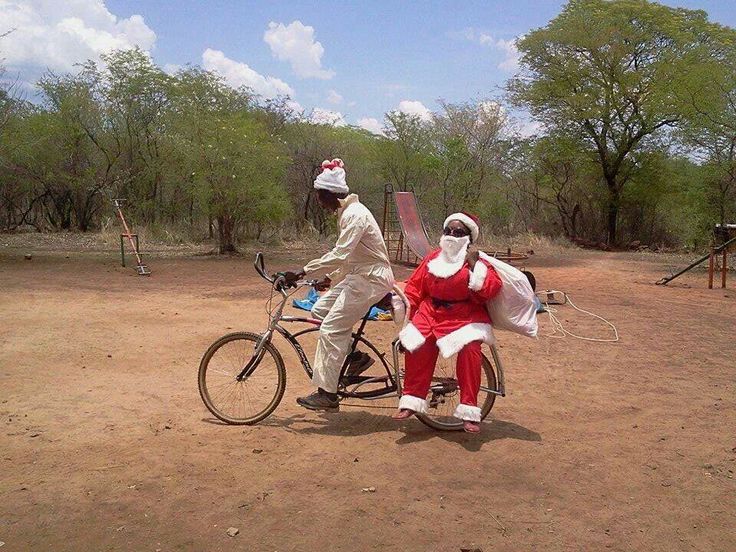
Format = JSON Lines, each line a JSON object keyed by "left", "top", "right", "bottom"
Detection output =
{"left": 393, "top": 213, "right": 503, "bottom": 433}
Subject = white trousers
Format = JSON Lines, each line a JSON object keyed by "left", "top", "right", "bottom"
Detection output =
{"left": 310, "top": 274, "right": 392, "bottom": 393}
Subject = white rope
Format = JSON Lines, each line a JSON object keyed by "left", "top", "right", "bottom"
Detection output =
{"left": 541, "top": 292, "right": 619, "bottom": 343}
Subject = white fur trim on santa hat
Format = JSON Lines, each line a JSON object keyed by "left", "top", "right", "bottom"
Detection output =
{"left": 314, "top": 159, "right": 348, "bottom": 194}
{"left": 444, "top": 213, "right": 479, "bottom": 242}
{"left": 454, "top": 403, "right": 482, "bottom": 422}
{"left": 436, "top": 322, "right": 495, "bottom": 359}
{"left": 398, "top": 394, "right": 428, "bottom": 414}
{"left": 399, "top": 322, "right": 426, "bottom": 352}
{"left": 468, "top": 260, "right": 488, "bottom": 291}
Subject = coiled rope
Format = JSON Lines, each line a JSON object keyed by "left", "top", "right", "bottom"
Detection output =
{"left": 541, "top": 292, "right": 619, "bottom": 343}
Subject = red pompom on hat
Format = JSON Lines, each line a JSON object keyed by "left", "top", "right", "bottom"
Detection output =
{"left": 443, "top": 212, "right": 480, "bottom": 242}
{"left": 321, "top": 158, "right": 345, "bottom": 171}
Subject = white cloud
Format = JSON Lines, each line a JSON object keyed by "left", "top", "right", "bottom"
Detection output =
{"left": 326, "top": 89, "right": 343, "bottom": 105}
{"left": 397, "top": 100, "right": 432, "bottom": 122}
{"left": 310, "top": 108, "right": 345, "bottom": 126}
{"left": 0, "top": 0, "right": 156, "bottom": 73}
{"left": 518, "top": 119, "right": 543, "bottom": 138}
{"left": 263, "top": 20, "right": 334, "bottom": 80}
{"left": 286, "top": 99, "right": 304, "bottom": 115}
{"left": 479, "top": 100, "right": 505, "bottom": 118}
{"left": 357, "top": 117, "right": 384, "bottom": 135}
{"left": 382, "top": 83, "right": 409, "bottom": 98}
{"left": 201, "top": 48, "right": 294, "bottom": 98}
{"left": 452, "top": 28, "right": 522, "bottom": 73}
{"left": 163, "top": 63, "right": 181, "bottom": 75}
{"left": 495, "top": 38, "right": 521, "bottom": 72}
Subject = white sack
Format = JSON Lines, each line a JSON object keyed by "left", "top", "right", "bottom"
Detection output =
{"left": 479, "top": 252, "right": 538, "bottom": 338}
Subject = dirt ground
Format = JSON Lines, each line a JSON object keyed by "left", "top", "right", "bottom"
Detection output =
{"left": 1, "top": 237, "right": 734, "bottom": 552}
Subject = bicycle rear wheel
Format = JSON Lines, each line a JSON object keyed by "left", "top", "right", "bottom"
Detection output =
{"left": 396, "top": 346, "right": 498, "bottom": 431}
{"left": 198, "top": 332, "right": 286, "bottom": 425}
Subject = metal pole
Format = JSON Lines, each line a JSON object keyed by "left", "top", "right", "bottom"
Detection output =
{"left": 120, "top": 234, "right": 125, "bottom": 267}
{"left": 382, "top": 184, "right": 392, "bottom": 239}
{"left": 722, "top": 247, "right": 728, "bottom": 289}
{"left": 656, "top": 235, "right": 736, "bottom": 285}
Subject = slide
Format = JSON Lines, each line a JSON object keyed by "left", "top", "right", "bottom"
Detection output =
{"left": 393, "top": 191, "right": 434, "bottom": 260}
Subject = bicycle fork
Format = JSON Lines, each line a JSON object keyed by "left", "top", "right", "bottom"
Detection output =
{"left": 236, "top": 329, "right": 274, "bottom": 381}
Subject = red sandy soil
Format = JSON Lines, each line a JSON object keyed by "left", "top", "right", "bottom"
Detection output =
{"left": 1, "top": 239, "right": 734, "bottom": 551}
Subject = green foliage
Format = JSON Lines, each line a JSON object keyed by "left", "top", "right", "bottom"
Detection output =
{"left": 509, "top": 0, "right": 736, "bottom": 244}
{"left": 2, "top": 2, "right": 736, "bottom": 252}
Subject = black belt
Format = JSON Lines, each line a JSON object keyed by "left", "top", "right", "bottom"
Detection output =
{"left": 430, "top": 297, "right": 462, "bottom": 309}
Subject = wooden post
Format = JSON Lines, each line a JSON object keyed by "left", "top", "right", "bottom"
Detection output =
{"left": 708, "top": 249, "right": 715, "bottom": 289}
{"left": 722, "top": 246, "right": 728, "bottom": 288}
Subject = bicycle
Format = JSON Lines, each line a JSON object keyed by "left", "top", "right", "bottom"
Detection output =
{"left": 197, "top": 252, "right": 508, "bottom": 431}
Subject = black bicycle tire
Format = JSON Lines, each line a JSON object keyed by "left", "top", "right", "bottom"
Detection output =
{"left": 414, "top": 351, "right": 498, "bottom": 431}
{"left": 198, "top": 332, "right": 286, "bottom": 425}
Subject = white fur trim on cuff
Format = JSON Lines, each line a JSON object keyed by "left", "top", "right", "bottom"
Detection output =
{"left": 454, "top": 403, "right": 481, "bottom": 422}
{"left": 468, "top": 260, "right": 488, "bottom": 291}
{"left": 399, "top": 322, "right": 426, "bottom": 352}
{"left": 436, "top": 323, "right": 494, "bottom": 359}
{"left": 398, "top": 394, "right": 428, "bottom": 414}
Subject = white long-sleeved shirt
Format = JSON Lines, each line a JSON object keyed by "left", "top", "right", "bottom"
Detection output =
{"left": 303, "top": 194, "right": 394, "bottom": 286}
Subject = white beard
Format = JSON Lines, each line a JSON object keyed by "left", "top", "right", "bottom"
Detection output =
{"left": 427, "top": 235, "right": 470, "bottom": 278}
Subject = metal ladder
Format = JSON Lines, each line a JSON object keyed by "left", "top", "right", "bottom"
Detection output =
{"left": 381, "top": 184, "right": 421, "bottom": 265}
{"left": 113, "top": 199, "right": 151, "bottom": 276}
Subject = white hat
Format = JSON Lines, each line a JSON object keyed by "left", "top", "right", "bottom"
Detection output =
{"left": 314, "top": 158, "right": 348, "bottom": 194}
{"left": 444, "top": 212, "right": 480, "bottom": 242}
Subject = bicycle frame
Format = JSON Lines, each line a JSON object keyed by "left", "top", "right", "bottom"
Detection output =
{"left": 244, "top": 252, "right": 505, "bottom": 399}
{"left": 239, "top": 253, "right": 394, "bottom": 391}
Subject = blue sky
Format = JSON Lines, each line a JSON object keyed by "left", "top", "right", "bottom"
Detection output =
{"left": 3, "top": 0, "right": 735, "bottom": 133}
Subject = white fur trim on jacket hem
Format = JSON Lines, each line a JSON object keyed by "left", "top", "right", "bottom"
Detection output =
{"left": 436, "top": 322, "right": 495, "bottom": 358}
{"left": 454, "top": 403, "right": 482, "bottom": 422}
{"left": 398, "top": 394, "right": 428, "bottom": 414}
{"left": 468, "top": 260, "right": 488, "bottom": 291}
{"left": 399, "top": 322, "right": 426, "bottom": 352}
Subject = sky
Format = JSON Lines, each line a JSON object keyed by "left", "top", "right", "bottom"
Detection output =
{"left": 1, "top": 0, "right": 735, "bottom": 134}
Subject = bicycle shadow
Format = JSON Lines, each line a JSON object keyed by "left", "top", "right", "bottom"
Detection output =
{"left": 262, "top": 409, "right": 541, "bottom": 452}
{"left": 394, "top": 418, "right": 542, "bottom": 452}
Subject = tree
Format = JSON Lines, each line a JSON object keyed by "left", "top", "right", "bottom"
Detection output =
{"left": 679, "top": 40, "right": 736, "bottom": 226}
{"left": 167, "top": 68, "right": 289, "bottom": 253}
{"left": 509, "top": 0, "right": 732, "bottom": 245}
{"left": 428, "top": 100, "right": 509, "bottom": 218}
{"left": 379, "top": 111, "right": 433, "bottom": 194}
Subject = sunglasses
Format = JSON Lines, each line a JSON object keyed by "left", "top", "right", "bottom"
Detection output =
{"left": 443, "top": 227, "right": 470, "bottom": 237}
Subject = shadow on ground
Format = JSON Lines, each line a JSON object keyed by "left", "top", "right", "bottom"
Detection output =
{"left": 253, "top": 410, "right": 541, "bottom": 452}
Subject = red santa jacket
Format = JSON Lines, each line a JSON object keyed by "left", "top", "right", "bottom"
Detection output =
{"left": 399, "top": 249, "right": 503, "bottom": 358}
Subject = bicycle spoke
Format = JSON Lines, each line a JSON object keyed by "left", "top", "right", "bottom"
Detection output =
{"left": 200, "top": 334, "right": 285, "bottom": 424}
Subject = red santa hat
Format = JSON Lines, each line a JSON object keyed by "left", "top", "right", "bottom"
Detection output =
{"left": 444, "top": 212, "right": 480, "bottom": 242}
{"left": 314, "top": 158, "right": 348, "bottom": 194}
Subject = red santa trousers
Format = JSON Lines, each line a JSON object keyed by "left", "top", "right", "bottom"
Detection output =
{"left": 401, "top": 334, "right": 483, "bottom": 421}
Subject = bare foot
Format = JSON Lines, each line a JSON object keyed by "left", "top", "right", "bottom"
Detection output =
{"left": 463, "top": 421, "right": 480, "bottom": 433}
{"left": 392, "top": 409, "right": 415, "bottom": 420}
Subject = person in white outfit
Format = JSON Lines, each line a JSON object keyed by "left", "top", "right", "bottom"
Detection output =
{"left": 284, "top": 159, "right": 395, "bottom": 411}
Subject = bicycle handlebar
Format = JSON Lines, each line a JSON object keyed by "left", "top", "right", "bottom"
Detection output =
{"left": 254, "top": 252, "right": 318, "bottom": 293}
{"left": 254, "top": 252, "right": 273, "bottom": 283}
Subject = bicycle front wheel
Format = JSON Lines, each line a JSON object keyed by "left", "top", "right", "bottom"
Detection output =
{"left": 198, "top": 332, "right": 286, "bottom": 425}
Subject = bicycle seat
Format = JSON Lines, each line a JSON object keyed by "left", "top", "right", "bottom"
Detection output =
{"left": 372, "top": 293, "right": 393, "bottom": 311}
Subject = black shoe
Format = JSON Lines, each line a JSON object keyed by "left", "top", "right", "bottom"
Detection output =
{"left": 344, "top": 351, "right": 375, "bottom": 377}
{"left": 296, "top": 390, "right": 340, "bottom": 411}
